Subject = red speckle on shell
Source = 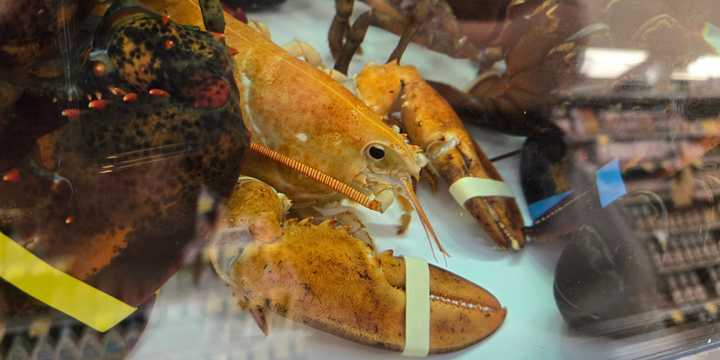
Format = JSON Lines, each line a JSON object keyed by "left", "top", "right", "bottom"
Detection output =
{"left": 61, "top": 109, "right": 81, "bottom": 120}
{"left": 93, "top": 62, "right": 106, "bottom": 77}
{"left": 149, "top": 88, "right": 170, "bottom": 97}
{"left": 123, "top": 93, "right": 138, "bottom": 103}
{"left": 2, "top": 169, "right": 20, "bottom": 183}
{"left": 109, "top": 87, "right": 126, "bottom": 96}
{"left": 88, "top": 99, "right": 108, "bottom": 110}
{"left": 192, "top": 78, "right": 231, "bottom": 109}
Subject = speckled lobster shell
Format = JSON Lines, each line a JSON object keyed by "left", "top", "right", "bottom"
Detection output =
{"left": 0, "top": 1, "right": 248, "bottom": 321}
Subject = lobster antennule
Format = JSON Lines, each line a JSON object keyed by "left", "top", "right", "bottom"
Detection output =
{"left": 402, "top": 177, "right": 448, "bottom": 259}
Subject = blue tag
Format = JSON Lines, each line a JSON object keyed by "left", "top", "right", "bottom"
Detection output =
{"left": 528, "top": 191, "right": 573, "bottom": 220}
{"left": 596, "top": 159, "right": 626, "bottom": 207}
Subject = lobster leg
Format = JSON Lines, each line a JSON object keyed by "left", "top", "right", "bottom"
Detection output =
{"left": 329, "top": 0, "right": 354, "bottom": 61}
{"left": 329, "top": 0, "right": 372, "bottom": 75}
{"left": 333, "top": 11, "right": 372, "bottom": 75}
{"left": 360, "top": 0, "right": 479, "bottom": 59}
{"left": 386, "top": 0, "right": 438, "bottom": 63}
{"left": 427, "top": 0, "right": 591, "bottom": 137}
{"left": 426, "top": 30, "right": 581, "bottom": 138}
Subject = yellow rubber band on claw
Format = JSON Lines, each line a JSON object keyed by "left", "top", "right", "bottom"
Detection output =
{"left": 448, "top": 177, "right": 515, "bottom": 207}
{"left": 0, "top": 231, "right": 136, "bottom": 332}
{"left": 402, "top": 256, "right": 430, "bottom": 357}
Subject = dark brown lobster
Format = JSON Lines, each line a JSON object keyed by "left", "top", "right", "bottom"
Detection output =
{"left": 0, "top": 0, "right": 248, "bottom": 334}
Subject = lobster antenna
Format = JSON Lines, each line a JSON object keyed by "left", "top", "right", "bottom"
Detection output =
{"left": 489, "top": 149, "right": 521, "bottom": 162}
{"left": 249, "top": 143, "right": 382, "bottom": 212}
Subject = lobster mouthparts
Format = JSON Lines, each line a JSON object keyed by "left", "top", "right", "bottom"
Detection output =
{"left": 231, "top": 217, "right": 506, "bottom": 353}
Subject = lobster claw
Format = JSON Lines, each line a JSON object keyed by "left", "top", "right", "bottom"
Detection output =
{"left": 215, "top": 177, "right": 506, "bottom": 354}
{"left": 356, "top": 62, "right": 527, "bottom": 250}
{"left": 375, "top": 249, "right": 507, "bottom": 353}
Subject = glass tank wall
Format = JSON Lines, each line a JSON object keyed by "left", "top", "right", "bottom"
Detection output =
{"left": 2, "top": 0, "right": 720, "bottom": 359}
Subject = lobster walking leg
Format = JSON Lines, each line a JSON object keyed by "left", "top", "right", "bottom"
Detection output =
{"left": 333, "top": 11, "right": 372, "bottom": 75}
{"left": 386, "top": 0, "right": 438, "bottom": 63}
{"left": 329, "top": 0, "right": 373, "bottom": 75}
{"left": 329, "top": 0, "right": 354, "bottom": 61}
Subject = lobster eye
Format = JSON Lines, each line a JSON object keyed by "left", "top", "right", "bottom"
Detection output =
{"left": 367, "top": 145, "right": 386, "bottom": 160}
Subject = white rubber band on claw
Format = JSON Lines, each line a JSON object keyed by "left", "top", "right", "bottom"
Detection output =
{"left": 402, "top": 256, "right": 430, "bottom": 357}
{"left": 448, "top": 177, "right": 515, "bottom": 207}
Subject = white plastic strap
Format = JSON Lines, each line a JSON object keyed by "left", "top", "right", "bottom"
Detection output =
{"left": 402, "top": 256, "right": 430, "bottom": 357}
{"left": 448, "top": 177, "right": 515, "bottom": 207}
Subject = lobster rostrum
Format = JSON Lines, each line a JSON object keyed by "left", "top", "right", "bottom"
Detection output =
{"left": 0, "top": 0, "right": 248, "bottom": 316}
{"left": 210, "top": 177, "right": 507, "bottom": 354}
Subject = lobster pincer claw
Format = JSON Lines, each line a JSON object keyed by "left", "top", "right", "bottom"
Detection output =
{"left": 375, "top": 249, "right": 507, "bottom": 353}
{"left": 212, "top": 176, "right": 506, "bottom": 354}
{"left": 356, "top": 62, "right": 527, "bottom": 250}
